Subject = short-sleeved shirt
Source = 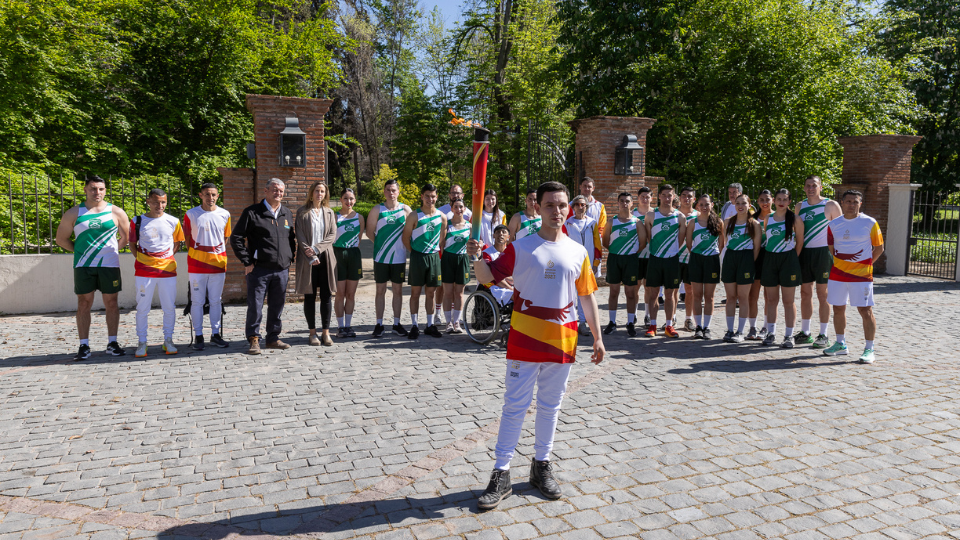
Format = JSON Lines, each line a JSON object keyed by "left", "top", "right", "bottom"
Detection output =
{"left": 827, "top": 214, "right": 884, "bottom": 282}
{"left": 487, "top": 234, "right": 598, "bottom": 364}
{"left": 479, "top": 210, "right": 507, "bottom": 247}
{"left": 437, "top": 204, "right": 472, "bottom": 222}
{"left": 184, "top": 206, "right": 231, "bottom": 274}
{"left": 131, "top": 213, "right": 184, "bottom": 278}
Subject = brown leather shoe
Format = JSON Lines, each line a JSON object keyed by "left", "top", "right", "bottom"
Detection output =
{"left": 264, "top": 339, "right": 291, "bottom": 350}
{"left": 308, "top": 334, "right": 321, "bottom": 346}
{"left": 247, "top": 337, "right": 261, "bottom": 355}
{"left": 321, "top": 333, "right": 333, "bottom": 346}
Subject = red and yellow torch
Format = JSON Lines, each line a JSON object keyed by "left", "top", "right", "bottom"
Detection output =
{"left": 469, "top": 126, "right": 490, "bottom": 250}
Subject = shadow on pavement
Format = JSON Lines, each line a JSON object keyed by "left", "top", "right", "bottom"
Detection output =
{"left": 667, "top": 357, "right": 852, "bottom": 374}
{"left": 873, "top": 278, "right": 960, "bottom": 295}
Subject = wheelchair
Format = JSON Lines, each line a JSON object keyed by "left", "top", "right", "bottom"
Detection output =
{"left": 182, "top": 286, "right": 227, "bottom": 346}
{"left": 463, "top": 286, "right": 513, "bottom": 346}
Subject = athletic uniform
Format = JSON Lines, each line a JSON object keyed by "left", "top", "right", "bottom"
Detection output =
{"left": 632, "top": 209, "right": 651, "bottom": 281}
{"left": 486, "top": 233, "right": 598, "bottom": 470}
{"left": 373, "top": 204, "right": 408, "bottom": 284}
{"left": 646, "top": 208, "right": 682, "bottom": 288}
{"left": 482, "top": 246, "right": 514, "bottom": 305}
{"left": 606, "top": 216, "right": 640, "bottom": 286}
{"left": 798, "top": 199, "right": 833, "bottom": 284}
{"left": 184, "top": 205, "right": 231, "bottom": 336}
{"left": 515, "top": 214, "right": 542, "bottom": 240}
{"left": 479, "top": 210, "right": 508, "bottom": 247}
{"left": 408, "top": 209, "right": 443, "bottom": 287}
{"left": 442, "top": 221, "right": 471, "bottom": 285}
{"left": 334, "top": 212, "right": 363, "bottom": 281}
{"left": 688, "top": 221, "right": 721, "bottom": 284}
{"left": 761, "top": 215, "right": 801, "bottom": 288}
{"left": 826, "top": 215, "right": 883, "bottom": 307}
{"left": 131, "top": 213, "right": 184, "bottom": 341}
{"left": 678, "top": 210, "right": 698, "bottom": 285}
{"left": 583, "top": 197, "right": 607, "bottom": 233}
{"left": 73, "top": 204, "right": 122, "bottom": 295}
{"left": 721, "top": 221, "right": 756, "bottom": 285}
{"left": 565, "top": 215, "right": 602, "bottom": 275}
{"left": 437, "top": 204, "right": 472, "bottom": 222}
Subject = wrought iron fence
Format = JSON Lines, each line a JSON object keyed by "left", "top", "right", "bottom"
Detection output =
{"left": 1, "top": 172, "right": 195, "bottom": 255}
{"left": 908, "top": 190, "right": 959, "bottom": 280}
{"left": 527, "top": 119, "right": 575, "bottom": 196}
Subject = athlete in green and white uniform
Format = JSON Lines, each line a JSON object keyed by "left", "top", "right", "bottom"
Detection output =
{"left": 795, "top": 175, "right": 841, "bottom": 347}
{"left": 402, "top": 184, "right": 447, "bottom": 339}
{"left": 761, "top": 189, "right": 805, "bottom": 349}
{"left": 603, "top": 193, "right": 642, "bottom": 335}
{"left": 55, "top": 176, "right": 130, "bottom": 360}
{"left": 684, "top": 195, "right": 724, "bottom": 340}
{"left": 632, "top": 186, "right": 654, "bottom": 324}
{"left": 721, "top": 194, "right": 763, "bottom": 343}
{"left": 365, "top": 179, "right": 413, "bottom": 337}
{"left": 333, "top": 189, "right": 366, "bottom": 338}
{"left": 509, "top": 189, "right": 542, "bottom": 241}
{"left": 441, "top": 198, "right": 472, "bottom": 333}
{"left": 642, "top": 185, "right": 688, "bottom": 337}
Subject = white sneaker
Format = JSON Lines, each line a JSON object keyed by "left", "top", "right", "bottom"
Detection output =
{"left": 135, "top": 342, "right": 148, "bottom": 358}
{"left": 446, "top": 322, "right": 455, "bottom": 334}
{"left": 162, "top": 339, "right": 178, "bottom": 355}
{"left": 452, "top": 322, "right": 464, "bottom": 334}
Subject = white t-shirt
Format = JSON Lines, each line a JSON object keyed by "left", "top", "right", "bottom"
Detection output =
{"left": 437, "top": 204, "right": 472, "bottom": 222}
{"left": 479, "top": 209, "right": 507, "bottom": 247}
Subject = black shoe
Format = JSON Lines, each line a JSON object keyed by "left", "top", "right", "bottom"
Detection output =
{"left": 408, "top": 326, "right": 420, "bottom": 340}
{"left": 702, "top": 328, "right": 712, "bottom": 340}
{"left": 694, "top": 326, "right": 704, "bottom": 339}
{"left": 373, "top": 324, "right": 385, "bottom": 338}
{"left": 193, "top": 336, "right": 205, "bottom": 350}
{"left": 603, "top": 322, "right": 616, "bottom": 335}
{"left": 105, "top": 341, "right": 125, "bottom": 356}
{"left": 346, "top": 326, "right": 357, "bottom": 338}
{"left": 393, "top": 323, "right": 409, "bottom": 336}
{"left": 424, "top": 325, "right": 442, "bottom": 338}
{"left": 529, "top": 459, "right": 562, "bottom": 500}
{"left": 658, "top": 296, "right": 665, "bottom": 305}
{"left": 477, "top": 469, "right": 512, "bottom": 510}
{"left": 210, "top": 334, "right": 229, "bottom": 348}
{"left": 679, "top": 293, "right": 686, "bottom": 303}
{"left": 626, "top": 323, "right": 637, "bottom": 337}
{"left": 75, "top": 344, "right": 92, "bottom": 361}
{"left": 722, "top": 330, "right": 735, "bottom": 343}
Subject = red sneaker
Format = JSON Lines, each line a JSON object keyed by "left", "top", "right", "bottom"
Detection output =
{"left": 645, "top": 324, "right": 657, "bottom": 337}
{"left": 664, "top": 325, "right": 680, "bottom": 338}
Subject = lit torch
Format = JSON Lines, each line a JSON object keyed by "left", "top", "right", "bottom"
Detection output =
{"left": 450, "top": 110, "right": 489, "bottom": 259}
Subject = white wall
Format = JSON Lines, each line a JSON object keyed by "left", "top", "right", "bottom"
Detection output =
{"left": 0, "top": 253, "right": 190, "bottom": 314}
{"left": 885, "top": 184, "right": 919, "bottom": 277}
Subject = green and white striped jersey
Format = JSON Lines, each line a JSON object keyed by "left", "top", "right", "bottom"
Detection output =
{"left": 73, "top": 204, "right": 120, "bottom": 268}
{"left": 649, "top": 208, "right": 682, "bottom": 258}
{"left": 632, "top": 209, "right": 650, "bottom": 258}
{"left": 691, "top": 221, "right": 720, "bottom": 256}
{"left": 334, "top": 212, "right": 362, "bottom": 248}
{"left": 410, "top": 209, "right": 443, "bottom": 254}
{"left": 608, "top": 216, "right": 639, "bottom": 255}
{"left": 444, "top": 222, "right": 471, "bottom": 255}
{"left": 726, "top": 222, "right": 754, "bottom": 251}
{"left": 764, "top": 215, "right": 796, "bottom": 253}
{"left": 678, "top": 210, "right": 698, "bottom": 263}
{"left": 799, "top": 199, "right": 829, "bottom": 248}
{"left": 373, "top": 204, "right": 408, "bottom": 263}
{"left": 515, "top": 214, "right": 541, "bottom": 240}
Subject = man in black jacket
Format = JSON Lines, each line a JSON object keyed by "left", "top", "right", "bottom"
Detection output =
{"left": 231, "top": 178, "right": 297, "bottom": 354}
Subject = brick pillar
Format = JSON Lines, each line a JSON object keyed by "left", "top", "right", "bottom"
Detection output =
{"left": 837, "top": 135, "right": 922, "bottom": 274}
{"left": 218, "top": 167, "right": 255, "bottom": 302}
{"left": 569, "top": 116, "right": 658, "bottom": 221}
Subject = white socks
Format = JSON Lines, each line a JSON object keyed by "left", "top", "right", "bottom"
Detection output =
{"left": 337, "top": 317, "right": 344, "bottom": 327}
{"left": 801, "top": 319, "right": 811, "bottom": 334}
{"left": 785, "top": 327, "right": 794, "bottom": 339}
{"left": 444, "top": 310, "right": 452, "bottom": 324}
{"left": 820, "top": 322, "right": 828, "bottom": 335}
{"left": 345, "top": 314, "right": 352, "bottom": 326}
{"left": 377, "top": 318, "right": 383, "bottom": 325}
{"left": 108, "top": 336, "right": 117, "bottom": 343}
{"left": 411, "top": 314, "right": 419, "bottom": 328}
{"left": 426, "top": 314, "right": 434, "bottom": 326}
{"left": 695, "top": 315, "right": 702, "bottom": 327}
{"left": 703, "top": 315, "right": 712, "bottom": 329}
{"left": 627, "top": 313, "right": 636, "bottom": 324}
{"left": 609, "top": 310, "right": 617, "bottom": 324}
{"left": 865, "top": 340, "right": 874, "bottom": 349}
{"left": 394, "top": 317, "right": 401, "bottom": 325}
{"left": 737, "top": 317, "right": 747, "bottom": 333}
{"left": 80, "top": 339, "right": 89, "bottom": 346}
{"left": 836, "top": 334, "right": 845, "bottom": 344}
{"left": 452, "top": 309, "right": 461, "bottom": 324}
{"left": 727, "top": 316, "right": 735, "bottom": 332}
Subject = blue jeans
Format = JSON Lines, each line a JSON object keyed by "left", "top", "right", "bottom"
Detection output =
{"left": 245, "top": 266, "right": 289, "bottom": 343}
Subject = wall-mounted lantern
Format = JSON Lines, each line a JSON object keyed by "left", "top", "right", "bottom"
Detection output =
{"left": 279, "top": 117, "right": 306, "bottom": 167}
{"left": 614, "top": 135, "right": 644, "bottom": 176}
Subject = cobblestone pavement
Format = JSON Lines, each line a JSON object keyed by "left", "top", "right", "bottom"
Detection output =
{"left": 1, "top": 275, "right": 960, "bottom": 540}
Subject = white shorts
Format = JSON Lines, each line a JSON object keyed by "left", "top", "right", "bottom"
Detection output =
{"left": 827, "top": 280, "right": 874, "bottom": 307}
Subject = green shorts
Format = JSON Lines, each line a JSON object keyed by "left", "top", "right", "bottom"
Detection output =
{"left": 800, "top": 245, "right": 832, "bottom": 284}
{"left": 606, "top": 253, "right": 640, "bottom": 286}
{"left": 761, "top": 250, "right": 802, "bottom": 288}
{"left": 408, "top": 251, "right": 441, "bottom": 287}
{"left": 334, "top": 247, "right": 363, "bottom": 281}
{"left": 646, "top": 255, "right": 681, "bottom": 289}
{"left": 679, "top": 261, "right": 690, "bottom": 285}
{"left": 721, "top": 249, "right": 756, "bottom": 285}
{"left": 753, "top": 249, "right": 766, "bottom": 281}
{"left": 688, "top": 253, "right": 721, "bottom": 284}
{"left": 638, "top": 257, "right": 649, "bottom": 283}
{"left": 74, "top": 267, "right": 122, "bottom": 295}
{"left": 373, "top": 262, "right": 405, "bottom": 284}
{"left": 441, "top": 252, "right": 471, "bottom": 285}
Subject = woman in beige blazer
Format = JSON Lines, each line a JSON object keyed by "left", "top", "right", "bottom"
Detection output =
{"left": 296, "top": 181, "right": 338, "bottom": 346}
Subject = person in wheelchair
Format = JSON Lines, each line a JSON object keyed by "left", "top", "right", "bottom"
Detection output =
{"left": 481, "top": 224, "right": 514, "bottom": 307}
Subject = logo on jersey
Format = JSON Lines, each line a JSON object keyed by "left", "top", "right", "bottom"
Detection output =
{"left": 89, "top": 218, "right": 102, "bottom": 229}
{"left": 803, "top": 213, "right": 815, "bottom": 221}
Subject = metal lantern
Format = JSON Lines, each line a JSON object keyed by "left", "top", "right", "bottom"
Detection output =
{"left": 279, "top": 117, "right": 306, "bottom": 167}
{"left": 614, "top": 134, "right": 644, "bottom": 176}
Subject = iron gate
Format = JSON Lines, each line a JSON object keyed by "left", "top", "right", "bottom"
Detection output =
{"left": 526, "top": 119, "right": 574, "bottom": 195}
{"left": 907, "top": 190, "right": 959, "bottom": 280}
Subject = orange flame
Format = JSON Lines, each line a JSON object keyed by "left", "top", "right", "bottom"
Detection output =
{"left": 448, "top": 108, "right": 481, "bottom": 128}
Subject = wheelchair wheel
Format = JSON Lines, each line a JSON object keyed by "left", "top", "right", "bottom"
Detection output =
{"left": 463, "top": 290, "right": 501, "bottom": 344}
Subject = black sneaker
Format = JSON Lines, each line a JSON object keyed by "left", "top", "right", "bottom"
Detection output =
{"left": 210, "top": 334, "right": 229, "bottom": 348}
{"left": 603, "top": 322, "right": 616, "bottom": 335}
{"left": 757, "top": 327, "right": 768, "bottom": 341}
{"left": 477, "top": 469, "right": 512, "bottom": 510}
{"left": 722, "top": 330, "right": 735, "bottom": 343}
{"left": 762, "top": 332, "right": 777, "bottom": 346}
{"left": 105, "top": 342, "right": 125, "bottom": 356}
{"left": 731, "top": 331, "right": 744, "bottom": 343}
{"left": 679, "top": 293, "right": 686, "bottom": 303}
{"left": 529, "top": 459, "right": 562, "bottom": 500}
{"left": 626, "top": 323, "right": 637, "bottom": 337}
{"left": 373, "top": 324, "right": 385, "bottom": 338}
{"left": 193, "top": 336, "right": 205, "bottom": 351}
{"left": 643, "top": 315, "right": 650, "bottom": 325}
{"left": 393, "top": 323, "right": 409, "bottom": 336}
{"left": 75, "top": 344, "right": 92, "bottom": 361}
{"left": 336, "top": 327, "right": 348, "bottom": 339}
{"left": 702, "top": 328, "right": 712, "bottom": 340}
{"left": 407, "top": 326, "right": 420, "bottom": 340}
{"left": 346, "top": 326, "right": 357, "bottom": 338}
{"left": 424, "top": 325, "right": 442, "bottom": 338}
{"left": 694, "top": 326, "right": 704, "bottom": 339}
